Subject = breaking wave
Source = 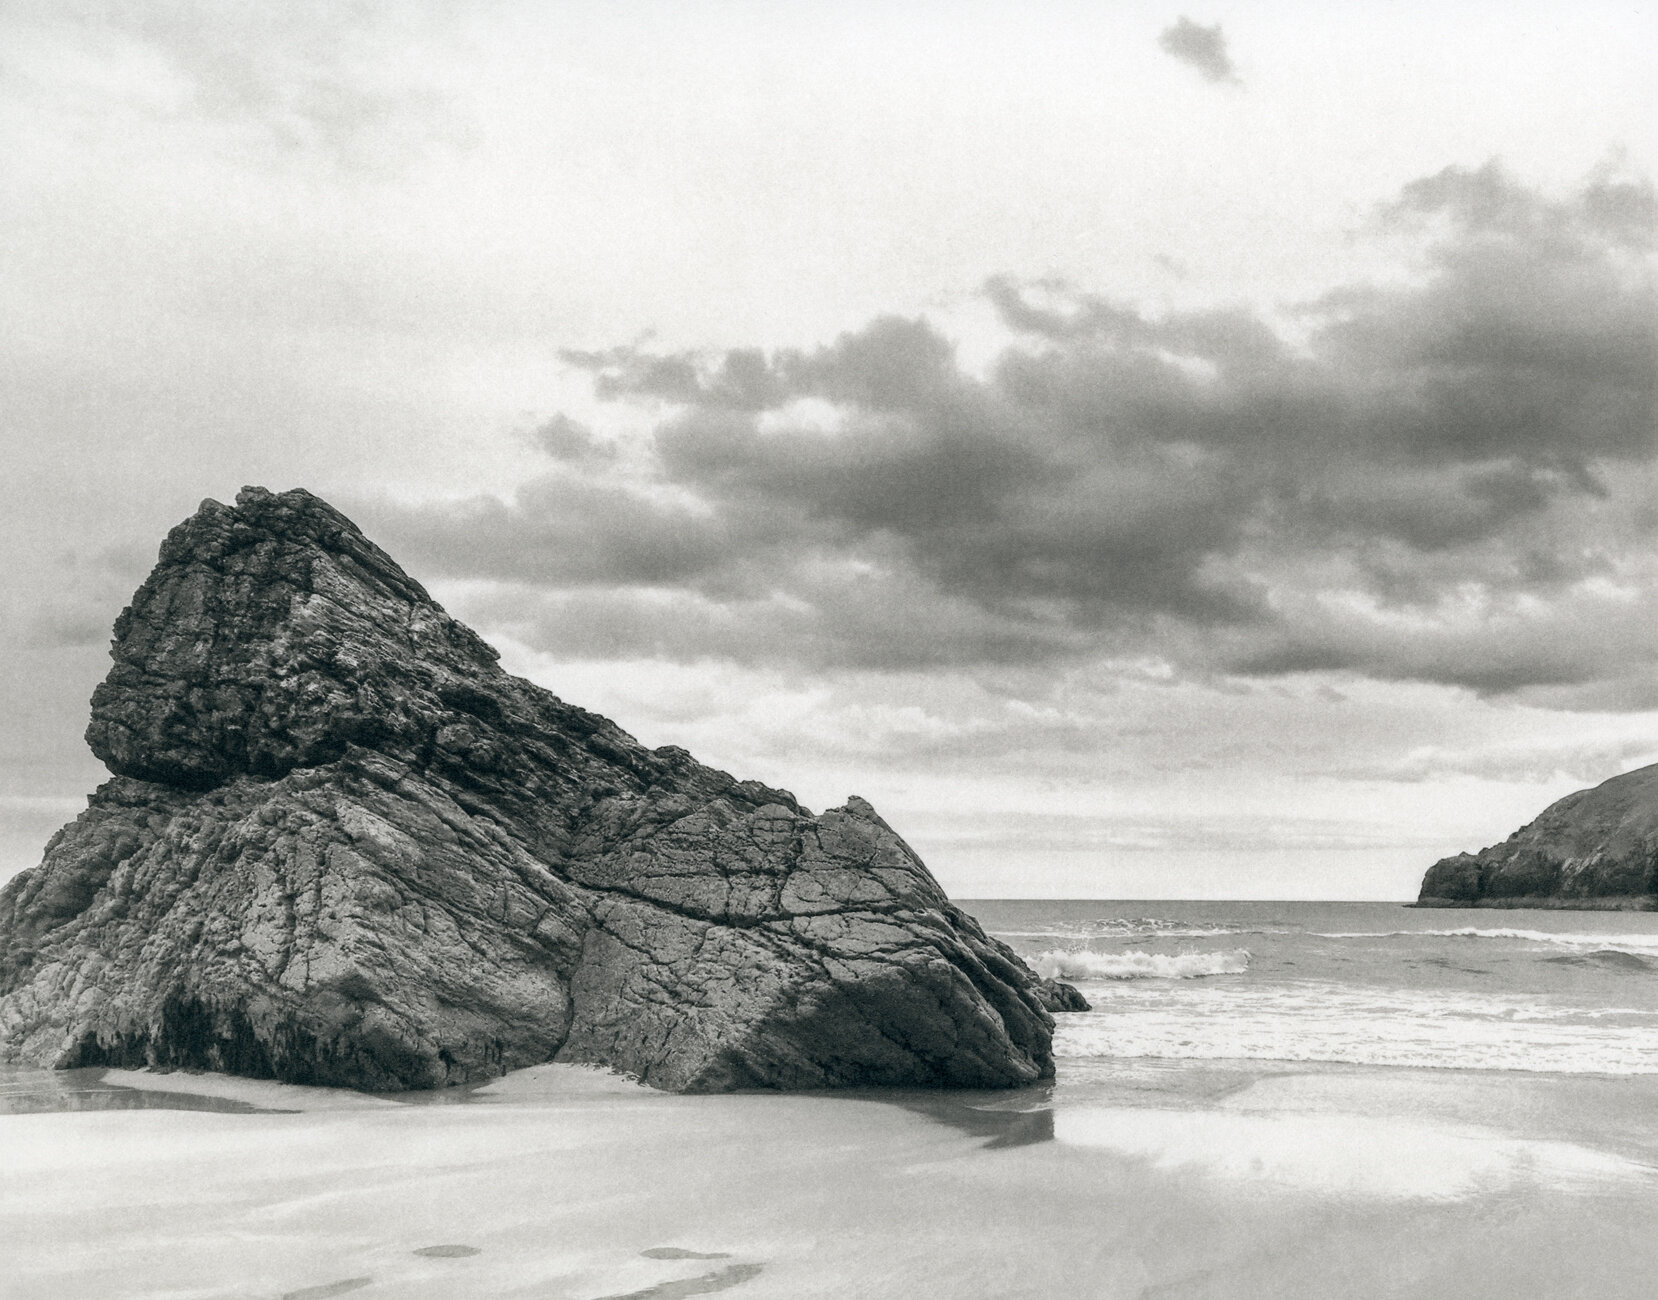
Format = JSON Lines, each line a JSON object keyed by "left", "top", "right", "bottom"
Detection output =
{"left": 1034, "top": 948, "right": 1251, "bottom": 981}
{"left": 997, "top": 917, "right": 1263, "bottom": 941}
{"left": 1318, "top": 927, "right": 1658, "bottom": 957}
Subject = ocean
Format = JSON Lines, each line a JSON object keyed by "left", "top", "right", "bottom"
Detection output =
{"left": 970, "top": 899, "right": 1658, "bottom": 1077}
{"left": 8, "top": 899, "right": 1658, "bottom": 1299}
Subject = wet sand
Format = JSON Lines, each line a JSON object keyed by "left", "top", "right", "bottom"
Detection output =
{"left": 4, "top": 1061, "right": 1658, "bottom": 1299}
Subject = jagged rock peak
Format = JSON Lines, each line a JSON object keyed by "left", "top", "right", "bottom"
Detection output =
{"left": 1417, "top": 762, "right": 1658, "bottom": 909}
{"left": 3, "top": 486, "right": 1081, "bottom": 1092}
{"left": 86, "top": 486, "right": 506, "bottom": 790}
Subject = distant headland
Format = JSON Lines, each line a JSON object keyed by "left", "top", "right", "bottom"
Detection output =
{"left": 1415, "top": 762, "right": 1658, "bottom": 910}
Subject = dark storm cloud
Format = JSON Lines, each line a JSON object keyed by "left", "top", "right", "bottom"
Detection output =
{"left": 490, "top": 314, "right": 1269, "bottom": 631}
{"left": 1221, "top": 584, "right": 1658, "bottom": 698}
{"left": 372, "top": 165, "right": 1656, "bottom": 699}
{"left": 1158, "top": 17, "right": 1239, "bottom": 85}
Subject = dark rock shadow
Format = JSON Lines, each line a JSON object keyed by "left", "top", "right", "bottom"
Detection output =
{"left": 597, "top": 1262, "right": 764, "bottom": 1299}
{"left": 829, "top": 1082, "right": 1057, "bottom": 1148}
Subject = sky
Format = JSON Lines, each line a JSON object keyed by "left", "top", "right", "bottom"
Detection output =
{"left": 1, "top": 1, "right": 1654, "bottom": 899}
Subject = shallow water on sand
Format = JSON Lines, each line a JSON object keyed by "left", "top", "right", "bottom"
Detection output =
{"left": 5, "top": 900, "right": 1658, "bottom": 1299}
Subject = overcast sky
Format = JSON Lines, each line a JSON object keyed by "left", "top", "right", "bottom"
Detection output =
{"left": 2, "top": 1, "right": 1653, "bottom": 898}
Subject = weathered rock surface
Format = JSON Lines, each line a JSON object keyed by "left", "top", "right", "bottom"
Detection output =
{"left": 0, "top": 487, "right": 1081, "bottom": 1092}
{"left": 1416, "top": 763, "right": 1658, "bottom": 910}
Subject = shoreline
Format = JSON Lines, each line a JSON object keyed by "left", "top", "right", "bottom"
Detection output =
{"left": 1410, "top": 894, "right": 1657, "bottom": 911}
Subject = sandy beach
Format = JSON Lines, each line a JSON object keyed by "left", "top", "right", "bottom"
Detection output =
{"left": 6, "top": 1057, "right": 1658, "bottom": 1300}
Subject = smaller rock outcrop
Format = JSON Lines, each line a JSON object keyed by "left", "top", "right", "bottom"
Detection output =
{"left": 1035, "top": 977, "right": 1091, "bottom": 1013}
{"left": 1416, "top": 762, "right": 1658, "bottom": 909}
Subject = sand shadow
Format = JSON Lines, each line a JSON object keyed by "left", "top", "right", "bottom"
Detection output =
{"left": 641, "top": 1248, "right": 731, "bottom": 1260}
{"left": 596, "top": 1262, "right": 764, "bottom": 1299}
{"left": 413, "top": 1243, "right": 482, "bottom": 1257}
{"left": 280, "top": 1280, "right": 372, "bottom": 1300}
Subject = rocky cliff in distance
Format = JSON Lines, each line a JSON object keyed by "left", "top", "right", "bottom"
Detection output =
{"left": 1417, "top": 762, "right": 1658, "bottom": 910}
{"left": 0, "top": 486, "right": 1081, "bottom": 1092}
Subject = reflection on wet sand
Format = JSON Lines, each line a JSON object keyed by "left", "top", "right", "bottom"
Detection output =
{"left": 880, "top": 1086, "right": 1058, "bottom": 1149}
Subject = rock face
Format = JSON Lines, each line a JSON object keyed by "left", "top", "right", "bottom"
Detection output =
{"left": 0, "top": 487, "right": 1079, "bottom": 1092}
{"left": 1416, "top": 763, "right": 1658, "bottom": 909}
{"left": 1034, "top": 977, "right": 1091, "bottom": 1013}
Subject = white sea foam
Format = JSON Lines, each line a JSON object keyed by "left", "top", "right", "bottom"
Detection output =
{"left": 1318, "top": 927, "right": 1658, "bottom": 956}
{"left": 1034, "top": 948, "right": 1250, "bottom": 981}
{"left": 1054, "top": 979, "right": 1658, "bottom": 1074}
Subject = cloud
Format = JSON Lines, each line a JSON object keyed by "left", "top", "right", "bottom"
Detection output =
{"left": 1350, "top": 736, "right": 1658, "bottom": 787}
{"left": 1216, "top": 567, "right": 1658, "bottom": 695}
{"left": 531, "top": 414, "right": 618, "bottom": 465}
{"left": 362, "top": 163, "right": 1657, "bottom": 703}
{"left": 12, "top": 1, "right": 465, "bottom": 172}
{"left": 1158, "top": 17, "right": 1239, "bottom": 85}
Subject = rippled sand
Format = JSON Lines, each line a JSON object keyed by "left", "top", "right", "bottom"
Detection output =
{"left": 5, "top": 1061, "right": 1658, "bottom": 1299}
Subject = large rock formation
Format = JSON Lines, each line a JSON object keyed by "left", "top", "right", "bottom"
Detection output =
{"left": 0, "top": 487, "right": 1076, "bottom": 1091}
{"left": 1416, "top": 762, "right": 1658, "bottom": 909}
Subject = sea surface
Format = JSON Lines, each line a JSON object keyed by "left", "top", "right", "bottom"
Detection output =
{"left": 970, "top": 899, "right": 1658, "bottom": 1077}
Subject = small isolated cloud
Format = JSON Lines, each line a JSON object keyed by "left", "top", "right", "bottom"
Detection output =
{"left": 1158, "top": 16, "right": 1239, "bottom": 85}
